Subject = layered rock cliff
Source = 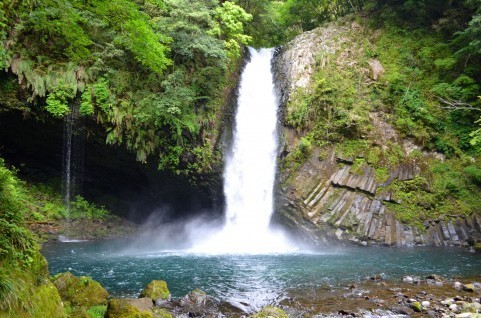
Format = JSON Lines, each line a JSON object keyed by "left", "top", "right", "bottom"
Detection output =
{"left": 273, "top": 18, "right": 481, "bottom": 247}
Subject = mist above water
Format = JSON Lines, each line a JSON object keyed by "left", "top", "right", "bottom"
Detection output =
{"left": 190, "top": 48, "right": 295, "bottom": 254}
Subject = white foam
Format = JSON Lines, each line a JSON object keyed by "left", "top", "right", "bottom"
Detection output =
{"left": 190, "top": 48, "right": 296, "bottom": 255}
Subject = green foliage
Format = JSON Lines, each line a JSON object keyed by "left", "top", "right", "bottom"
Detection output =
{"left": 1, "top": 0, "right": 248, "bottom": 176}
{"left": 285, "top": 48, "right": 372, "bottom": 149}
{"left": 45, "top": 93, "right": 71, "bottom": 118}
{"left": 464, "top": 165, "right": 481, "bottom": 185}
{"left": 79, "top": 89, "right": 94, "bottom": 116}
{"left": 0, "top": 270, "right": 20, "bottom": 313}
{"left": 70, "top": 196, "right": 109, "bottom": 220}
{"left": 351, "top": 158, "right": 366, "bottom": 174}
{"left": 383, "top": 158, "right": 481, "bottom": 227}
{"left": 0, "top": 160, "right": 35, "bottom": 266}
{"left": 87, "top": 305, "right": 107, "bottom": 318}
{"left": 0, "top": 159, "right": 64, "bottom": 316}
{"left": 272, "top": 0, "right": 364, "bottom": 41}
{"left": 212, "top": 1, "right": 253, "bottom": 58}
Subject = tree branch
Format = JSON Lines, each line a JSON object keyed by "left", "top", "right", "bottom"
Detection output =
{"left": 437, "top": 96, "right": 481, "bottom": 112}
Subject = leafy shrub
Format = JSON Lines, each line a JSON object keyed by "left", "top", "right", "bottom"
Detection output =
{"left": 465, "top": 165, "right": 481, "bottom": 185}
{"left": 70, "top": 196, "right": 109, "bottom": 220}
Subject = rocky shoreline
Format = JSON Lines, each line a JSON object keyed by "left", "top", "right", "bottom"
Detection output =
{"left": 29, "top": 215, "right": 138, "bottom": 242}
{"left": 50, "top": 270, "right": 481, "bottom": 318}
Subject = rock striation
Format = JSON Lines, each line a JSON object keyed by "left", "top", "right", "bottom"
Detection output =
{"left": 273, "top": 20, "right": 481, "bottom": 248}
{"left": 276, "top": 147, "right": 481, "bottom": 247}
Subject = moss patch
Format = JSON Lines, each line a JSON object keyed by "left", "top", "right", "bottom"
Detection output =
{"left": 250, "top": 306, "right": 288, "bottom": 318}
{"left": 52, "top": 272, "right": 108, "bottom": 308}
{"left": 106, "top": 299, "right": 153, "bottom": 318}
{"left": 139, "top": 280, "right": 170, "bottom": 300}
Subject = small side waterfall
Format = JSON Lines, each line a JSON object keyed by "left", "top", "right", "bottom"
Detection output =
{"left": 62, "top": 105, "right": 85, "bottom": 219}
{"left": 192, "top": 48, "right": 294, "bottom": 254}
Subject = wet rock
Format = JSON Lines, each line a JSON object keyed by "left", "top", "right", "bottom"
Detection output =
{"left": 411, "top": 301, "right": 422, "bottom": 312}
{"left": 462, "top": 302, "right": 481, "bottom": 313}
{"left": 180, "top": 288, "right": 207, "bottom": 306}
{"left": 140, "top": 280, "right": 171, "bottom": 303}
{"left": 250, "top": 306, "right": 288, "bottom": 318}
{"left": 172, "top": 288, "right": 225, "bottom": 317}
{"left": 442, "top": 298, "right": 455, "bottom": 306}
{"left": 106, "top": 298, "right": 153, "bottom": 318}
{"left": 455, "top": 282, "right": 464, "bottom": 290}
{"left": 392, "top": 306, "right": 415, "bottom": 315}
{"left": 422, "top": 301, "right": 431, "bottom": 308}
{"left": 402, "top": 276, "right": 414, "bottom": 283}
{"left": 464, "top": 284, "right": 476, "bottom": 292}
{"left": 427, "top": 274, "right": 444, "bottom": 281}
{"left": 450, "top": 304, "right": 460, "bottom": 313}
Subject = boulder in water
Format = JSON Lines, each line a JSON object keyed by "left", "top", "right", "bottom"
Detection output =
{"left": 139, "top": 280, "right": 171, "bottom": 303}
{"left": 180, "top": 288, "right": 207, "bottom": 306}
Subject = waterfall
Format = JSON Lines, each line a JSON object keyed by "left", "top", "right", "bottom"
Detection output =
{"left": 191, "top": 48, "right": 294, "bottom": 254}
{"left": 62, "top": 105, "right": 85, "bottom": 219}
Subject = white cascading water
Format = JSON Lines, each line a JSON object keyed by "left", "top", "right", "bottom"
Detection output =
{"left": 191, "top": 48, "right": 294, "bottom": 254}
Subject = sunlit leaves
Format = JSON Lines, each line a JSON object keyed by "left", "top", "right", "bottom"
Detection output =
{"left": 212, "top": 1, "right": 252, "bottom": 58}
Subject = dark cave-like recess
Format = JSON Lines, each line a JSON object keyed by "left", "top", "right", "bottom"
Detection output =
{"left": 0, "top": 110, "right": 223, "bottom": 223}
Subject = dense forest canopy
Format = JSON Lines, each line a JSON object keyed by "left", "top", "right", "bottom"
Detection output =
{"left": 0, "top": 0, "right": 481, "bottom": 173}
{"left": 0, "top": 0, "right": 252, "bottom": 176}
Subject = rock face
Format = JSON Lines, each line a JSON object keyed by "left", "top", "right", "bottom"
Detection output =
{"left": 272, "top": 20, "right": 481, "bottom": 247}
{"left": 275, "top": 146, "right": 481, "bottom": 247}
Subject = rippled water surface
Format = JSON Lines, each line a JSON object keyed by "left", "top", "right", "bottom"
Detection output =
{"left": 42, "top": 240, "right": 481, "bottom": 309}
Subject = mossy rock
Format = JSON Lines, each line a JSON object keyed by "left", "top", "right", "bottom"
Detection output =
{"left": 86, "top": 305, "right": 108, "bottom": 318}
{"left": 139, "top": 280, "right": 170, "bottom": 301}
{"left": 29, "top": 280, "right": 65, "bottom": 317}
{"left": 152, "top": 308, "right": 173, "bottom": 318}
{"left": 52, "top": 272, "right": 109, "bottom": 307}
{"left": 463, "top": 283, "right": 475, "bottom": 292}
{"left": 474, "top": 242, "right": 481, "bottom": 252}
{"left": 250, "top": 306, "right": 288, "bottom": 318}
{"left": 411, "top": 301, "right": 422, "bottom": 312}
{"left": 106, "top": 299, "right": 153, "bottom": 318}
